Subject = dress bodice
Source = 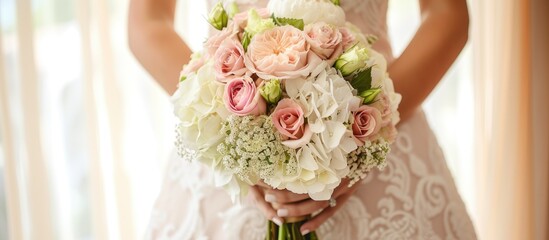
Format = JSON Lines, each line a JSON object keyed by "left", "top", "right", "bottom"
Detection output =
{"left": 205, "top": 0, "right": 394, "bottom": 62}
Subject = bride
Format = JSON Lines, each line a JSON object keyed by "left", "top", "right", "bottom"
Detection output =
{"left": 129, "top": 0, "right": 477, "bottom": 239}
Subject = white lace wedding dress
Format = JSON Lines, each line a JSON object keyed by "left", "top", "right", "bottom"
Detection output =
{"left": 145, "top": 0, "right": 477, "bottom": 239}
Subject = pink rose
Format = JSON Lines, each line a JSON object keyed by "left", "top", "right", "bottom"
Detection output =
{"left": 224, "top": 76, "right": 266, "bottom": 116}
{"left": 352, "top": 105, "right": 382, "bottom": 146}
{"left": 272, "top": 99, "right": 305, "bottom": 139}
{"left": 305, "top": 22, "right": 344, "bottom": 65}
{"left": 214, "top": 39, "right": 248, "bottom": 83}
{"left": 371, "top": 93, "right": 392, "bottom": 127}
{"left": 272, "top": 99, "right": 313, "bottom": 149}
{"left": 339, "top": 27, "right": 356, "bottom": 51}
{"left": 204, "top": 26, "right": 238, "bottom": 58}
{"left": 245, "top": 26, "right": 322, "bottom": 80}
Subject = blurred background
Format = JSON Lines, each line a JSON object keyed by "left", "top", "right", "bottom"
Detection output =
{"left": 0, "top": 0, "right": 547, "bottom": 239}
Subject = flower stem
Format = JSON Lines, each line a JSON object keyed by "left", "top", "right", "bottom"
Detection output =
{"left": 265, "top": 219, "right": 318, "bottom": 240}
{"left": 278, "top": 222, "right": 287, "bottom": 240}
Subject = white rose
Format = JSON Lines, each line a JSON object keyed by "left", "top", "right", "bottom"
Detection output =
{"left": 364, "top": 49, "right": 402, "bottom": 125}
{"left": 367, "top": 49, "right": 388, "bottom": 88}
{"left": 267, "top": 0, "right": 346, "bottom": 27}
{"left": 172, "top": 61, "right": 229, "bottom": 154}
{"left": 382, "top": 77, "right": 402, "bottom": 125}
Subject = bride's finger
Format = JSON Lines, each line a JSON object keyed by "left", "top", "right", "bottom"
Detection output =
{"left": 275, "top": 198, "right": 330, "bottom": 218}
{"left": 255, "top": 181, "right": 272, "bottom": 189}
{"left": 263, "top": 188, "right": 310, "bottom": 204}
{"left": 249, "top": 186, "right": 284, "bottom": 226}
{"left": 331, "top": 178, "right": 360, "bottom": 199}
{"left": 298, "top": 192, "right": 353, "bottom": 235}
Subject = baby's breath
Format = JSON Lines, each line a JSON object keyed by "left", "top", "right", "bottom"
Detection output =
{"left": 217, "top": 115, "right": 296, "bottom": 183}
{"left": 347, "top": 139, "right": 390, "bottom": 187}
{"left": 175, "top": 123, "right": 199, "bottom": 162}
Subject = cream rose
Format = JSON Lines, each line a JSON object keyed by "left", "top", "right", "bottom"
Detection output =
{"left": 245, "top": 26, "right": 322, "bottom": 80}
{"left": 305, "top": 22, "right": 344, "bottom": 65}
{"left": 224, "top": 76, "right": 267, "bottom": 116}
{"left": 267, "top": 0, "right": 346, "bottom": 27}
{"left": 214, "top": 38, "right": 248, "bottom": 83}
{"left": 352, "top": 105, "right": 382, "bottom": 146}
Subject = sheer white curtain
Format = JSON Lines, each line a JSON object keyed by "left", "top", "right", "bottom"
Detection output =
{"left": 0, "top": 0, "right": 188, "bottom": 238}
{"left": 471, "top": 0, "right": 548, "bottom": 239}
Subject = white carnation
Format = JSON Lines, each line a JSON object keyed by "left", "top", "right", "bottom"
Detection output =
{"left": 267, "top": 0, "right": 346, "bottom": 27}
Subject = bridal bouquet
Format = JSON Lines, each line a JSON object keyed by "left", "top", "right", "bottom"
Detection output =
{"left": 173, "top": 0, "right": 401, "bottom": 239}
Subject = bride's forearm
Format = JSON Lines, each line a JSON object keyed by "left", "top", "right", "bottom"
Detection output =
{"left": 128, "top": 0, "right": 192, "bottom": 95}
{"left": 388, "top": 0, "right": 469, "bottom": 122}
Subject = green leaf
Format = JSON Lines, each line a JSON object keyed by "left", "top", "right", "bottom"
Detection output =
{"left": 332, "top": 0, "right": 341, "bottom": 6}
{"left": 179, "top": 75, "right": 187, "bottom": 82}
{"left": 242, "top": 31, "right": 252, "bottom": 51}
{"left": 271, "top": 14, "right": 304, "bottom": 30}
{"left": 349, "top": 67, "right": 373, "bottom": 93}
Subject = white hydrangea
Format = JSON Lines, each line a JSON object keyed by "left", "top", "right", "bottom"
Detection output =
{"left": 280, "top": 63, "right": 362, "bottom": 200}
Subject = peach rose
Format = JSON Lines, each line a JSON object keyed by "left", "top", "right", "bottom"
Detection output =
{"left": 272, "top": 99, "right": 313, "bottom": 148}
{"left": 245, "top": 26, "right": 322, "bottom": 80}
{"left": 214, "top": 38, "right": 248, "bottom": 83}
{"left": 305, "top": 22, "right": 344, "bottom": 65}
{"left": 224, "top": 76, "right": 266, "bottom": 116}
{"left": 339, "top": 27, "right": 356, "bottom": 51}
{"left": 352, "top": 105, "right": 382, "bottom": 146}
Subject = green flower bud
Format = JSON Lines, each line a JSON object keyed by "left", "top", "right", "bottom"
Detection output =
{"left": 359, "top": 88, "right": 382, "bottom": 104}
{"left": 245, "top": 9, "right": 275, "bottom": 37}
{"left": 208, "top": 2, "right": 228, "bottom": 30}
{"left": 260, "top": 79, "right": 283, "bottom": 104}
{"left": 335, "top": 45, "right": 369, "bottom": 77}
{"left": 366, "top": 34, "right": 378, "bottom": 45}
{"left": 227, "top": 2, "right": 239, "bottom": 19}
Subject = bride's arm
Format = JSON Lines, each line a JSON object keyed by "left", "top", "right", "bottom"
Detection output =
{"left": 389, "top": 0, "right": 469, "bottom": 122}
{"left": 128, "top": 0, "right": 192, "bottom": 95}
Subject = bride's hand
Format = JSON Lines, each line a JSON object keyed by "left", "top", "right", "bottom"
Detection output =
{"left": 249, "top": 179, "right": 361, "bottom": 235}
